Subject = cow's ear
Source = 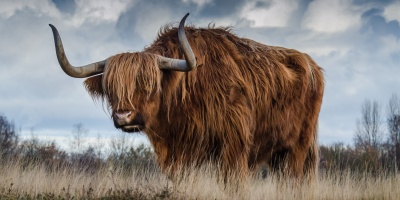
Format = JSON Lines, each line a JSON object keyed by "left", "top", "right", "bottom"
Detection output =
{"left": 84, "top": 75, "right": 104, "bottom": 99}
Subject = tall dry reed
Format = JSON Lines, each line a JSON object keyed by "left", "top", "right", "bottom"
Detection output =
{"left": 1, "top": 157, "right": 399, "bottom": 199}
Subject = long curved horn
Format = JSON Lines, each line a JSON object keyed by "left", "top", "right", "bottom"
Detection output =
{"left": 49, "top": 24, "right": 105, "bottom": 78}
{"left": 158, "top": 13, "right": 197, "bottom": 72}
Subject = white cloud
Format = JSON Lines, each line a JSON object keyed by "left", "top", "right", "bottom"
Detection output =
{"left": 383, "top": 1, "right": 400, "bottom": 23}
{"left": 300, "top": 45, "right": 348, "bottom": 57}
{"left": 69, "top": 0, "right": 133, "bottom": 26}
{"left": 0, "top": 0, "right": 60, "bottom": 19}
{"left": 302, "top": 0, "right": 361, "bottom": 33}
{"left": 240, "top": 0, "right": 299, "bottom": 28}
{"left": 182, "top": 0, "right": 212, "bottom": 7}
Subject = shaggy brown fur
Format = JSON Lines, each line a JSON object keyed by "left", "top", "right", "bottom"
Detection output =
{"left": 84, "top": 25, "right": 324, "bottom": 179}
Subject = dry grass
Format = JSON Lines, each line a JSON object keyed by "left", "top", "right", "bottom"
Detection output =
{"left": 1, "top": 159, "right": 399, "bottom": 199}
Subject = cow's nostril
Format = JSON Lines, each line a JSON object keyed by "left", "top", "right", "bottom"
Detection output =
{"left": 115, "top": 111, "right": 132, "bottom": 119}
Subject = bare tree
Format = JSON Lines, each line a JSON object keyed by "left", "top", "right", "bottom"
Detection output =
{"left": 354, "top": 99, "right": 383, "bottom": 151}
{"left": 109, "top": 132, "right": 132, "bottom": 157}
{"left": 387, "top": 93, "right": 400, "bottom": 172}
{"left": 89, "top": 133, "right": 106, "bottom": 159}
{"left": 69, "top": 123, "right": 88, "bottom": 153}
{"left": 0, "top": 115, "right": 18, "bottom": 158}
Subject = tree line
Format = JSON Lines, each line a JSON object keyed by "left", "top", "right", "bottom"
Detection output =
{"left": 0, "top": 117, "right": 156, "bottom": 174}
{"left": 1, "top": 93, "right": 399, "bottom": 175}
{"left": 320, "top": 93, "right": 400, "bottom": 174}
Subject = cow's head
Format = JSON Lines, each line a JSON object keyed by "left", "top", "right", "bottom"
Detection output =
{"left": 49, "top": 13, "right": 196, "bottom": 133}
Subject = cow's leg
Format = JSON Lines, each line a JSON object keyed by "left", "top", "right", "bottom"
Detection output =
{"left": 220, "top": 143, "right": 250, "bottom": 178}
{"left": 269, "top": 148, "right": 288, "bottom": 175}
{"left": 269, "top": 147, "right": 308, "bottom": 179}
{"left": 303, "top": 127, "right": 319, "bottom": 180}
{"left": 286, "top": 148, "right": 309, "bottom": 179}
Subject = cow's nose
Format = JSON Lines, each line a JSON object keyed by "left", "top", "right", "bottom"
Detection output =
{"left": 114, "top": 111, "right": 132, "bottom": 124}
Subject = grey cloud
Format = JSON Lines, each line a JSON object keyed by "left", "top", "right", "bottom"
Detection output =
{"left": 52, "top": 0, "right": 76, "bottom": 14}
{"left": 115, "top": 0, "right": 196, "bottom": 45}
{"left": 114, "top": 0, "right": 263, "bottom": 42}
{"left": 353, "top": 0, "right": 394, "bottom": 7}
{"left": 286, "top": 0, "right": 312, "bottom": 29}
{"left": 198, "top": 0, "right": 244, "bottom": 18}
{"left": 361, "top": 8, "right": 400, "bottom": 38}
{"left": 254, "top": 1, "right": 272, "bottom": 8}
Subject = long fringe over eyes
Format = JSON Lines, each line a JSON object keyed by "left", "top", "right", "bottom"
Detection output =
{"left": 102, "top": 53, "right": 162, "bottom": 110}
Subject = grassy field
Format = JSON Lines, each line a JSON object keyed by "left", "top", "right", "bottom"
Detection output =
{"left": 1, "top": 159, "right": 399, "bottom": 199}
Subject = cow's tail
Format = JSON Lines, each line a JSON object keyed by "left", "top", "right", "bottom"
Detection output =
{"left": 304, "top": 123, "right": 319, "bottom": 180}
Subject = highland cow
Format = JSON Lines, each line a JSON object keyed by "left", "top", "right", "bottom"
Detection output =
{"left": 49, "top": 13, "right": 324, "bottom": 179}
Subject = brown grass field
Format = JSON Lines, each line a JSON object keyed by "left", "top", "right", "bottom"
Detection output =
{"left": 1, "top": 158, "right": 399, "bottom": 199}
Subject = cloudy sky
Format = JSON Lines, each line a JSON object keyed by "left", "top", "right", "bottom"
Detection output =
{"left": 1, "top": 0, "right": 399, "bottom": 149}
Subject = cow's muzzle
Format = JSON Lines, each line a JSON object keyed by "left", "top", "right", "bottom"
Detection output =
{"left": 113, "top": 111, "right": 145, "bottom": 133}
